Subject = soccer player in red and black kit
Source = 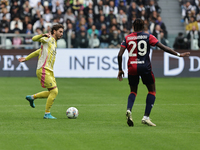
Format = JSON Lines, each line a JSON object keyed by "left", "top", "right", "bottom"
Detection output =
{"left": 117, "top": 18, "right": 190, "bottom": 127}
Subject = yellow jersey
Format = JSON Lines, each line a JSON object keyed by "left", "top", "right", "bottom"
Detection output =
{"left": 26, "top": 35, "right": 57, "bottom": 72}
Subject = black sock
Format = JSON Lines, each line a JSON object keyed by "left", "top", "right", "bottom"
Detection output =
{"left": 145, "top": 92, "right": 156, "bottom": 116}
{"left": 127, "top": 92, "right": 136, "bottom": 111}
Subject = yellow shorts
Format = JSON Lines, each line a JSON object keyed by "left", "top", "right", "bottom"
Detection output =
{"left": 36, "top": 68, "right": 57, "bottom": 89}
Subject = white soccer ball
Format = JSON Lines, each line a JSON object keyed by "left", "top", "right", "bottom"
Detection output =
{"left": 66, "top": 107, "right": 79, "bottom": 119}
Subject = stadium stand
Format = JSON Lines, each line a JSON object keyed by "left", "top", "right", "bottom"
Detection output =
{"left": 2, "top": 0, "right": 194, "bottom": 50}
{"left": 178, "top": 0, "right": 200, "bottom": 50}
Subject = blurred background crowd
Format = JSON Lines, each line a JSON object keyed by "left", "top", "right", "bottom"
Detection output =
{"left": 173, "top": 0, "right": 200, "bottom": 50}
{"left": 0, "top": 0, "right": 199, "bottom": 50}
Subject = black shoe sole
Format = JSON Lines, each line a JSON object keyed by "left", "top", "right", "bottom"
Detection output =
{"left": 127, "top": 118, "right": 134, "bottom": 127}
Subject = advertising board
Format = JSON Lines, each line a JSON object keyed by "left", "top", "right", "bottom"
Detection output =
{"left": 0, "top": 49, "right": 199, "bottom": 77}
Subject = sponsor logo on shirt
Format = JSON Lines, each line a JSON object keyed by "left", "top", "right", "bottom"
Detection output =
{"left": 130, "top": 60, "right": 145, "bottom": 64}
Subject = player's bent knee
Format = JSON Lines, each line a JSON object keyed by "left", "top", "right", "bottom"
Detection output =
{"left": 54, "top": 88, "right": 58, "bottom": 96}
{"left": 50, "top": 88, "right": 58, "bottom": 96}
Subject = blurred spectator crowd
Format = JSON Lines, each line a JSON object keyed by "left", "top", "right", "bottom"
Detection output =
{"left": 0, "top": 0, "right": 168, "bottom": 49}
{"left": 173, "top": 0, "right": 200, "bottom": 50}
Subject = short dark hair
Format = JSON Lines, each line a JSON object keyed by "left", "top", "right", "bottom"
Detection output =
{"left": 51, "top": 24, "right": 64, "bottom": 35}
{"left": 132, "top": 18, "right": 144, "bottom": 32}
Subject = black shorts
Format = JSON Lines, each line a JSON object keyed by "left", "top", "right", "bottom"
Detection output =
{"left": 128, "top": 72, "right": 155, "bottom": 86}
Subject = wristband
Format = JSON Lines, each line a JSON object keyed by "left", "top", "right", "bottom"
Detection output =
{"left": 177, "top": 53, "right": 180, "bottom": 57}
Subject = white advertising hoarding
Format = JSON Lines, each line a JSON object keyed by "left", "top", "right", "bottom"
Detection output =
{"left": 0, "top": 49, "right": 199, "bottom": 77}
{"left": 54, "top": 49, "right": 200, "bottom": 78}
{"left": 54, "top": 49, "right": 128, "bottom": 78}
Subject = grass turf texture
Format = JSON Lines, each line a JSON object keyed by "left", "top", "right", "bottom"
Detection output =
{"left": 0, "top": 77, "right": 199, "bottom": 150}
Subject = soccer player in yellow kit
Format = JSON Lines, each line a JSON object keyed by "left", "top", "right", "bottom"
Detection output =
{"left": 18, "top": 24, "right": 64, "bottom": 119}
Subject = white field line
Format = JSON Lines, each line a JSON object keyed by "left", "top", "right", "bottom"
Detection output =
{"left": 0, "top": 104, "right": 199, "bottom": 107}
{"left": 0, "top": 131, "right": 199, "bottom": 135}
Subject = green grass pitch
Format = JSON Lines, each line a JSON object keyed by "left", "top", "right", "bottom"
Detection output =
{"left": 0, "top": 77, "right": 199, "bottom": 150}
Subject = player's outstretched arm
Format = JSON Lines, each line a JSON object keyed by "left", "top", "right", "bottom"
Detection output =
{"left": 117, "top": 46, "right": 126, "bottom": 81}
{"left": 18, "top": 49, "right": 41, "bottom": 62}
{"left": 32, "top": 34, "right": 43, "bottom": 42}
{"left": 32, "top": 32, "right": 51, "bottom": 42}
{"left": 157, "top": 42, "right": 190, "bottom": 57}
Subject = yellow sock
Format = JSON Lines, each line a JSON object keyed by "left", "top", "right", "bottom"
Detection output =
{"left": 33, "top": 91, "right": 50, "bottom": 99}
{"left": 45, "top": 88, "right": 58, "bottom": 113}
